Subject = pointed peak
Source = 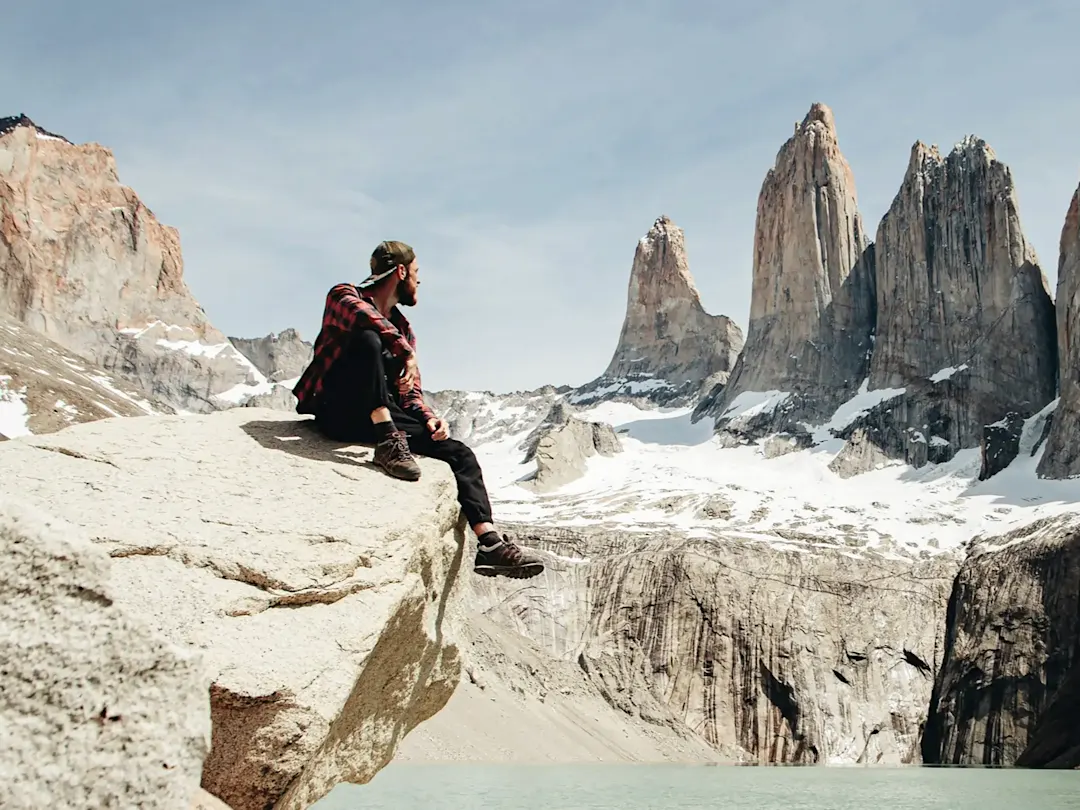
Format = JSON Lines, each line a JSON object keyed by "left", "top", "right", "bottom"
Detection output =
{"left": 648, "top": 214, "right": 678, "bottom": 233}
{"left": 949, "top": 134, "right": 995, "bottom": 162}
{"left": 907, "top": 140, "right": 942, "bottom": 172}
{"left": 800, "top": 102, "right": 835, "bottom": 131}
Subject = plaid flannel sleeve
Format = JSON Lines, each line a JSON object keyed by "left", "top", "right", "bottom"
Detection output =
{"left": 324, "top": 284, "right": 414, "bottom": 361}
{"left": 399, "top": 328, "right": 436, "bottom": 423}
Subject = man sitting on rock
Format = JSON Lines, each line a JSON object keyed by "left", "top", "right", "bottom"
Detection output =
{"left": 293, "top": 239, "right": 544, "bottom": 580}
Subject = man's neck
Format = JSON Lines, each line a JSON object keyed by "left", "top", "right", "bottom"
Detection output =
{"left": 367, "top": 285, "right": 398, "bottom": 317}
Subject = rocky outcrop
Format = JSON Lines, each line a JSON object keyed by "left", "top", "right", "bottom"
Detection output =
{"left": 858, "top": 137, "right": 1057, "bottom": 471}
{"left": 425, "top": 385, "right": 566, "bottom": 446}
{"left": 1037, "top": 183, "right": 1080, "bottom": 479}
{"left": 521, "top": 403, "right": 621, "bottom": 492}
{"left": 0, "top": 312, "right": 152, "bottom": 437}
{"left": 573, "top": 216, "right": 743, "bottom": 407}
{"left": 229, "top": 329, "right": 313, "bottom": 384}
{"left": 827, "top": 427, "right": 898, "bottom": 478}
{"left": 0, "top": 497, "right": 210, "bottom": 809}
{"left": 923, "top": 514, "right": 1080, "bottom": 766}
{"left": 979, "top": 412, "right": 1026, "bottom": 481}
{"left": 0, "top": 408, "right": 469, "bottom": 810}
{"left": 476, "top": 524, "right": 957, "bottom": 765}
{"left": 704, "top": 103, "right": 876, "bottom": 436}
{"left": 0, "top": 116, "right": 263, "bottom": 413}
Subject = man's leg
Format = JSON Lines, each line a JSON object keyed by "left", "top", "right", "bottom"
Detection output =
{"left": 315, "top": 329, "right": 422, "bottom": 481}
{"left": 395, "top": 420, "right": 544, "bottom": 579}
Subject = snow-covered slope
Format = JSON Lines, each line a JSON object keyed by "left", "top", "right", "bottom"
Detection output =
{"left": 459, "top": 387, "right": 1076, "bottom": 563}
{"left": 0, "top": 314, "right": 154, "bottom": 438}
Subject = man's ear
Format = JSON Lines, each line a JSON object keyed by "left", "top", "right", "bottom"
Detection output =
{"left": 397, "top": 264, "right": 407, "bottom": 279}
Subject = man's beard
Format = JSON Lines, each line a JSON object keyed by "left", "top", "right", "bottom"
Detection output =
{"left": 396, "top": 278, "right": 416, "bottom": 306}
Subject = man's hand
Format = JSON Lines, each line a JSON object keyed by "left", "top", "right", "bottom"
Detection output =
{"left": 398, "top": 353, "right": 419, "bottom": 393}
{"left": 426, "top": 417, "right": 449, "bottom": 441}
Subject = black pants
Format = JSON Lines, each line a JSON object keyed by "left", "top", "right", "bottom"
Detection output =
{"left": 315, "top": 328, "right": 494, "bottom": 527}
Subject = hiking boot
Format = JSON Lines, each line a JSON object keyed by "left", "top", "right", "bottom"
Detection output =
{"left": 372, "top": 431, "right": 422, "bottom": 481}
{"left": 474, "top": 534, "right": 545, "bottom": 579}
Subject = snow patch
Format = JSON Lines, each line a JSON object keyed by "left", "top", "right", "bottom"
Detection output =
{"left": 721, "top": 390, "right": 790, "bottom": 420}
{"left": 54, "top": 400, "right": 79, "bottom": 421}
{"left": 464, "top": 396, "right": 1080, "bottom": 561}
{"left": 929, "top": 364, "right": 969, "bottom": 383}
{"left": 0, "top": 377, "right": 31, "bottom": 438}
{"left": 812, "top": 379, "right": 906, "bottom": 443}
{"left": 87, "top": 374, "right": 155, "bottom": 414}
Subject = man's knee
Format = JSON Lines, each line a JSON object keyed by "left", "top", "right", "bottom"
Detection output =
{"left": 443, "top": 439, "right": 479, "bottom": 470}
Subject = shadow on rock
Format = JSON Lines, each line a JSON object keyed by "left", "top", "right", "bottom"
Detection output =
{"left": 239, "top": 418, "right": 379, "bottom": 473}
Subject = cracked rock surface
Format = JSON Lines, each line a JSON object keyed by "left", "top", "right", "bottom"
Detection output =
{"left": 0, "top": 408, "right": 469, "bottom": 810}
{"left": 0, "top": 497, "right": 210, "bottom": 809}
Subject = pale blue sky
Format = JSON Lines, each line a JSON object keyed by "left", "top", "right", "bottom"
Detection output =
{"left": 4, "top": 1, "right": 1079, "bottom": 392}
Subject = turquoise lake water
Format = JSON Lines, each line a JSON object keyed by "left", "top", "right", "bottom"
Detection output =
{"left": 311, "top": 763, "right": 1078, "bottom": 809}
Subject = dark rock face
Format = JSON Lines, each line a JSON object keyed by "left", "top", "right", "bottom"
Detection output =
{"left": 922, "top": 515, "right": 1080, "bottom": 765}
{"left": 1037, "top": 183, "right": 1080, "bottom": 479}
{"left": 706, "top": 103, "right": 876, "bottom": 437}
{"left": 979, "top": 412, "right": 1025, "bottom": 481}
{"left": 1015, "top": 660, "right": 1080, "bottom": 768}
{"left": 866, "top": 137, "right": 1057, "bottom": 464}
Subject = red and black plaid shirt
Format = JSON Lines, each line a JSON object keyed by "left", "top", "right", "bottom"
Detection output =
{"left": 293, "top": 283, "right": 436, "bottom": 422}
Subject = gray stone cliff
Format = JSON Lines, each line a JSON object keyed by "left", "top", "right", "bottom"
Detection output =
{"left": 701, "top": 103, "right": 876, "bottom": 437}
{"left": 477, "top": 524, "right": 956, "bottom": 764}
{"left": 0, "top": 116, "right": 264, "bottom": 414}
{"left": 850, "top": 137, "right": 1058, "bottom": 471}
{"left": 1037, "top": 182, "right": 1080, "bottom": 479}
{"left": 229, "top": 328, "right": 313, "bottom": 383}
{"left": 573, "top": 216, "right": 743, "bottom": 408}
{"left": 923, "top": 514, "right": 1080, "bottom": 766}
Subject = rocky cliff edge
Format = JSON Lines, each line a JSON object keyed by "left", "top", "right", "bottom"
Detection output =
{"left": 924, "top": 512, "right": 1080, "bottom": 767}
{"left": 0, "top": 408, "right": 470, "bottom": 810}
{"left": 0, "top": 116, "right": 284, "bottom": 414}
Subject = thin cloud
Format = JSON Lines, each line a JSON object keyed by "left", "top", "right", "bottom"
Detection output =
{"left": 2, "top": 0, "right": 1078, "bottom": 392}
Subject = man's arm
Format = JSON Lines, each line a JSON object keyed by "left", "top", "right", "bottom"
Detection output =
{"left": 401, "top": 366, "right": 436, "bottom": 424}
{"left": 324, "top": 284, "right": 414, "bottom": 361}
{"left": 398, "top": 328, "right": 436, "bottom": 423}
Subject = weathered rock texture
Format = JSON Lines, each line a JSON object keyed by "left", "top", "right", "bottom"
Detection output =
{"left": 923, "top": 514, "right": 1080, "bottom": 766}
{"left": 704, "top": 103, "right": 876, "bottom": 435}
{"left": 1037, "top": 183, "right": 1080, "bottom": 479}
{"left": 476, "top": 524, "right": 957, "bottom": 764}
{"left": 1015, "top": 658, "right": 1080, "bottom": 768}
{"left": 573, "top": 216, "right": 743, "bottom": 407}
{"left": 861, "top": 137, "right": 1057, "bottom": 470}
{"left": 0, "top": 311, "right": 151, "bottom": 437}
{"left": 0, "top": 496, "right": 210, "bottom": 809}
{"left": 229, "top": 329, "right": 313, "bottom": 383}
{"left": 0, "top": 115, "right": 263, "bottom": 413}
{"left": 0, "top": 408, "right": 469, "bottom": 810}
{"left": 425, "top": 386, "right": 566, "bottom": 447}
{"left": 396, "top": 610, "right": 728, "bottom": 764}
{"left": 827, "top": 427, "right": 898, "bottom": 479}
{"left": 520, "top": 402, "right": 621, "bottom": 492}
